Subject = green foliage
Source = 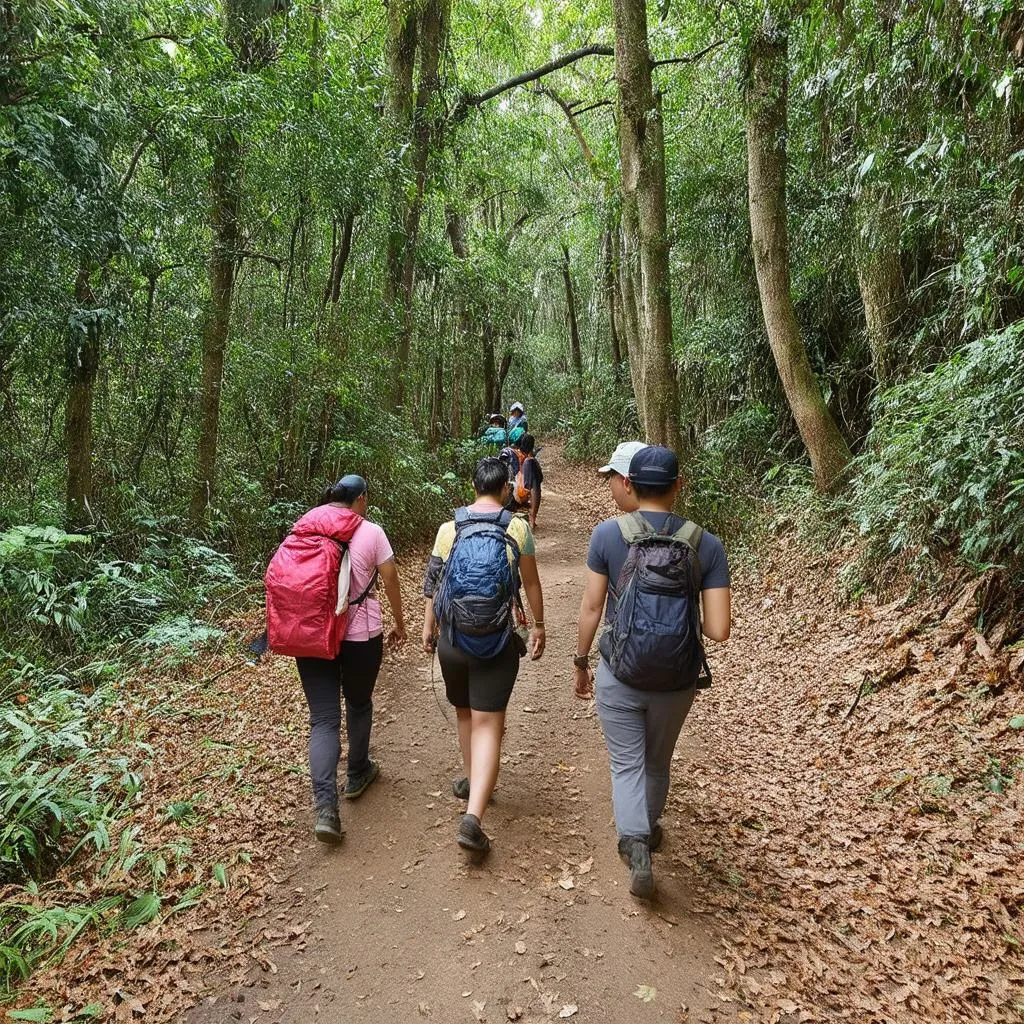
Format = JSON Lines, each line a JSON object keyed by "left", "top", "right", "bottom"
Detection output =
{"left": 685, "top": 403, "right": 784, "bottom": 544}
{"left": 852, "top": 325, "right": 1024, "bottom": 581}
{"left": 556, "top": 368, "right": 639, "bottom": 464}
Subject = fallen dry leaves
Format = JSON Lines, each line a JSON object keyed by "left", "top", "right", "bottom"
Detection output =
{"left": 674, "top": 536, "right": 1024, "bottom": 1023}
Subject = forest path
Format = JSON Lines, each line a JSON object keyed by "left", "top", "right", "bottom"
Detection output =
{"left": 184, "top": 449, "right": 725, "bottom": 1024}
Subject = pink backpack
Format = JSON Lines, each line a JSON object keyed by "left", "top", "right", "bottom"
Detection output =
{"left": 265, "top": 506, "right": 369, "bottom": 659}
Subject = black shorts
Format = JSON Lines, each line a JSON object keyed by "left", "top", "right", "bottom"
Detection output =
{"left": 437, "top": 634, "right": 520, "bottom": 712}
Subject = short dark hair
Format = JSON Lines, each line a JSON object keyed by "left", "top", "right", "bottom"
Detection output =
{"left": 631, "top": 479, "right": 675, "bottom": 500}
{"left": 516, "top": 433, "right": 535, "bottom": 454}
{"left": 473, "top": 456, "right": 509, "bottom": 498}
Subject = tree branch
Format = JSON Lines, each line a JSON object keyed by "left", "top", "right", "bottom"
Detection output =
{"left": 454, "top": 43, "right": 614, "bottom": 118}
{"left": 237, "top": 250, "right": 283, "bottom": 269}
{"left": 534, "top": 85, "right": 596, "bottom": 166}
{"left": 651, "top": 37, "right": 730, "bottom": 68}
{"left": 573, "top": 99, "right": 613, "bottom": 116}
{"left": 117, "top": 129, "right": 158, "bottom": 195}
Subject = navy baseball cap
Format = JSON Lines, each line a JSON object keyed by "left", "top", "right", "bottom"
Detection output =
{"left": 628, "top": 445, "right": 679, "bottom": 486}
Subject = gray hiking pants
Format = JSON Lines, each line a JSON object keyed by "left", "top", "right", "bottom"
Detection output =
{"left": 296, "top": 635, "right": 383, "bottom": 808}
{"left": 594, "top": 657, "right": 696, "bottom": 839}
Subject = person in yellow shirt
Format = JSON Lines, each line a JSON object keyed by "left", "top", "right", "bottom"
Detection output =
{"left": 422, "top": 457, "right": 545, "bottom": 856}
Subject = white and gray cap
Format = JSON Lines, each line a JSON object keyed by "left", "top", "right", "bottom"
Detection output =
{"left": 597, "top": 440, "right": 648, "bottom": 476}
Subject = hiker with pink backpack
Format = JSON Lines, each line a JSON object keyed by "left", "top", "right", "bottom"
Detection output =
{"left": 265, "top": 475, "right": 407, "bottom": 843}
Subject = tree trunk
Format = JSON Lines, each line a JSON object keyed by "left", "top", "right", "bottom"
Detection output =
{"left": 603, "top": 231, "right": 624, "bottom": 378}
{"left": 66, "top": 264, "right": 99, "bottom": 524}
{"left": 323, "top": 210, "right": 355, "bottom": 306}
{"left": 430, "top": 348, "right": 444, "bottom": 444}
{"left": 612, "top": 0, "right": 682, "bottom": 451}
{"left": 482, "top": 319, "right": 496, "bottom": 414}
{"left": 496, "top": 348, "right": 513, "bottom": 411}
{"left": 383, "top": 0, "right": 417, "bottom": 312}
{"left": 191, "top": 127, "right": 241, "bottom": 520}
{"left": 561, "top": 244, "right": 584, "bottom": 381}
{"left": 855, "top": 216, "right": 905, "bottom": 387}
{"left": 745, "top": 14, "right": 851, "bottom": 492}
{"left": 386, "top": 0, "right": 449, "bottom": 411}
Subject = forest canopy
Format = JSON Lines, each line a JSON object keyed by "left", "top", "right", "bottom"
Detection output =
{"left": 2, "top": 0, "right": 1023, "bottom": 608}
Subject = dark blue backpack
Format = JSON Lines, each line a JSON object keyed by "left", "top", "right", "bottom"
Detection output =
{"left": 433, "top": 508, "right": 521, "bottom": 659}
{"left": 598, "top": 512, "right": 711, "bottom": 691}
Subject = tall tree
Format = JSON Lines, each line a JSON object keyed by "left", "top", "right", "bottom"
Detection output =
{"left": 612, "top": 0, "right": 683, "bottom": 451}
{"left": 384, "top": 0, "right": 450, "bottom": 411}
{"left": 744, "top": 9, "right": 851, "bottom": 491}
{"left": 560, "top": 243, "right": 584, "bottom": 381}
{"left": 191, "top": 0, "right": 285, "bottom": 520}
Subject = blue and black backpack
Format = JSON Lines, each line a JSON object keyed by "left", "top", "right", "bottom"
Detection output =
{"left": 598, "top": 512, "right": 711, "bottom": 691}
{"left": 433, "top": 508, "right": 521, "bottom": 659}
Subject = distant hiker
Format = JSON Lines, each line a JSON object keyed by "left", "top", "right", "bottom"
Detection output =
{"left": 573, "top": 446, "right": 731, "bottom": 899}
{"left": 507, "top": 401, "right": 528, "bottom": 435}
{"left": 480, "top": 413, "right": 508, "bottom": 447}
{"left": 508, "top": 432, "right": 542, "bottom": 530}
{"left": 265, "top": 474, "right": 407, "bottom": 845}
{"left": 422, "top": 456, "right": 545, "bottom": 856}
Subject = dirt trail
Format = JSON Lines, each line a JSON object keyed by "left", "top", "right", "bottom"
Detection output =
{"left": 184, "top": 452, "right": 725, "bottom": 1024}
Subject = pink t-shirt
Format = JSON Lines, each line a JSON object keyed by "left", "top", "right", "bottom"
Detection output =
{"left": 344, "top": 521, "right": 394, "bottom": 642}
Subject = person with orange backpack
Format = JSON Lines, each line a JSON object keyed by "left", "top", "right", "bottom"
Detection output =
{"left": 264, "top": 475, "right": 406, "bottom": 844}
{"left": 508, "top": 433, "right": 542, "bottom": 529}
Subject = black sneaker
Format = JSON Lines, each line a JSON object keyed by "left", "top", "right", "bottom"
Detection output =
{"left": 344, "top": 759, "right": 380, "bottom": 800}
{"left": 649, "top": 822, "right": 663, "bottom": 853}
{"left": 452, "top": 776, "right": 470, "bottom": 800}
{"left": 314, "top": 805, "right": 344, "bottom": 844}
{"left": 457, "top": 813, "right": 491, "bottom": 854}
{"left": 618, "top": 836, "right": 654, "bottom": 899}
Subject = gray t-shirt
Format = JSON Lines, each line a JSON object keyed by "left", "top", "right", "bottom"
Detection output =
{"left": 586, "top": 511, "right": 730, "bottom": 621}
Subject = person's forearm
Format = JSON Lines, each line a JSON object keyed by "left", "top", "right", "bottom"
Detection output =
{"left": 383, "top": 573, "right": 404, "bottom": 628}
{"left": 423, "top": 598, "right": 436, "bottom": 634}
{"left": 523, "top": 577, "right": 544, "bottom": 624}
{"left": 576, "top": 602, "right": 603, "bottom": 657}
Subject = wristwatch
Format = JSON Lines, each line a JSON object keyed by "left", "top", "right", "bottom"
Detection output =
{"left": 573, "top": 654, "right": 590, "bottom": 669}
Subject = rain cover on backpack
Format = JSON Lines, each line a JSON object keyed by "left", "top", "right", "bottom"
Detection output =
{"left": 433, "top": 508, "right": 521, "bottom": 659}
{"left": 598, "top": 512, "right": 711, "bottom": 691}
{"left": 265, "top": 506, "right": 365, "bottom": 659}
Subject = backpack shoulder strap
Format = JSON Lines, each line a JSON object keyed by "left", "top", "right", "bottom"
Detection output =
{"left": 670, "top": 518, "right": 704, "bottom": 586}
{"left": 616, "top": 511, "right": 655, "bottom": 544}
{"left": 453, "top": 507, "right": 471, "bottom": 529}
{"left": 671, "top": 519, "right": 704, "bottom": 550}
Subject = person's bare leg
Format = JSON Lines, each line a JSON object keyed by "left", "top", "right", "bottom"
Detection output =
{"left": 467, "top": 709, "right": 505, "bottom": 822}
{"left": 455, "top": 706, "right": 472, "bottom": 777}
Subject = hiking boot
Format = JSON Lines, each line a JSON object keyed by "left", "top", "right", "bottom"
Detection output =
{"left": 649, "top": 821, "right": 663, "bottom": 853}
{"left": 344, "top": 759, "right": 380, "bottom": 800}
{"left": 452, "top": 776, "right": 470, "bottom": 800}
{"left": 457, "top": 813, "right": 491, "bottom": 855}
{"left": 314, "top": 805, "right": 344, "bottom": 844}
{"left": 618, "top": 836, "right": 654, "bottom": 899}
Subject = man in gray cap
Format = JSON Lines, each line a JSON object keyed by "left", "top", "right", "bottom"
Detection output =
{"left": 573, "top": 445, "right": 732, "bottom": 899}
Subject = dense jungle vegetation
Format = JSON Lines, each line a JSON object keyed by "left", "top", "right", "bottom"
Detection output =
{"left": 2, "top": 0, "right": 1023, "bottom": 1004}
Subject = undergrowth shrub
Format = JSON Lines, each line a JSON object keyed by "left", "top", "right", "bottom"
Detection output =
{"left": 0, "top": 515, "right": 246, "bottom": 991}
{"left": 554, "top": 368, "right": 639, "bottom": 463}
{"left": 686, "top": 403, "right": 785, "bottom": 544}
{"left": 851, "top": 324, "right": 1024, "bottom": 584}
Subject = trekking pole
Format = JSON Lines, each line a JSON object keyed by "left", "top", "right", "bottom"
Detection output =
{"left": 429, "top": 637, "right": 452, "bottom": 725}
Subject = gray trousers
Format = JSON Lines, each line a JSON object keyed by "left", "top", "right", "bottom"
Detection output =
{"left": 594, "top": 657, "right": 696, "bottom": 839}
{"left": 296, "top": 635, "right": 383, "bottom": 808}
